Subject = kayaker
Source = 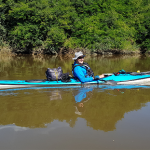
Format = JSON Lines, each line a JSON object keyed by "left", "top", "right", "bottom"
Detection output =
{"left": 72, "top": 51, "right": 104, "bottom": 83}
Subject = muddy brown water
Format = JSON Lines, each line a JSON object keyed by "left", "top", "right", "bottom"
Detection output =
{"left": 0, "top": 55, "right": 150, "bottom": 150}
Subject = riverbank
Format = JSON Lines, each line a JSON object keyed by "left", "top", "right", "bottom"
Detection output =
{"left": 0, "top": 46, "right": 16, "bottom": 56}
{"left": 0, "top": 46, "right": 144, "bottom": 57}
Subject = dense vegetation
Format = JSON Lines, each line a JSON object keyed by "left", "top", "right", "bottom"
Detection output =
{"left": 0, "top": 0, "right": 150, "bottom": 54}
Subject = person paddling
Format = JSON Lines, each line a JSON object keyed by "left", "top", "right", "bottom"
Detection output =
{"left": 72, "top": 51, "right": 104, "bottom": 83}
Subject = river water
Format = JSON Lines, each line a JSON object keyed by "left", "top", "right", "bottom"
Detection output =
{"left": 0, "top": 55, "right": 150, "bottom": 150}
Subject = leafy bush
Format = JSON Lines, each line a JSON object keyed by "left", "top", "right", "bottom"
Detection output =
{"left": 1, "top": 0, "right": 150, "bottom": 53}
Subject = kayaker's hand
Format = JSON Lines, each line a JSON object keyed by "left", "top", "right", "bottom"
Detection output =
{"left": 99, "top": 74, "right": 105, "bottom": 78}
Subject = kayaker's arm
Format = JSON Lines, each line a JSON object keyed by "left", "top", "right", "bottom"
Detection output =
{"left": 74, "top": 66, "right": 93, "bottom": 83}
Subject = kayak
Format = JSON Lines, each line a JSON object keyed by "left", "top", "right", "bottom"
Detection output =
{"left": 1, "top": 71, "right": 150, "bottom": 89}
{"left": 0, "top": 78, "right": 101, "bottom": 89}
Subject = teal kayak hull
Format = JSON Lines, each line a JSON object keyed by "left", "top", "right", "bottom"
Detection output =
{"left": 1, "top": 72, "right": 150, "bottom": 89}
{"left": 0, "top": 78, "right": 104, "bottom": 89}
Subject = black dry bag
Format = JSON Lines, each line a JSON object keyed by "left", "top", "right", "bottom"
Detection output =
{"left": 46, "top": 67, "right": 63, "bottom": 81}
{"left": 61, "top": 73, "right": 71, "bottom": 82}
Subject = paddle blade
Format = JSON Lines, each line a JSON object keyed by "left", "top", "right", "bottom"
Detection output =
{"left": 105, "top": 80, "right": 118, "bottom": 85}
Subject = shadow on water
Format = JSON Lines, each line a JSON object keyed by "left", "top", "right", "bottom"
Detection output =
{"left": 0, "top": 84, "right": 150, "bottom": 132}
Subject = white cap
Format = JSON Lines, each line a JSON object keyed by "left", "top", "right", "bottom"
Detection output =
{"left": 72, "top": 51, "right": 85, "bottom": 60}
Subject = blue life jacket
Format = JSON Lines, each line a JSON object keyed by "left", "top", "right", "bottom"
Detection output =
{"left": 72, "top": 62, "right": 94, "bottom": 83}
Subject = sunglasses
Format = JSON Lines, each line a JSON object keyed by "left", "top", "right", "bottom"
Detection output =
{"left": 78, "top": 56, "right": 84, "bottom": 59}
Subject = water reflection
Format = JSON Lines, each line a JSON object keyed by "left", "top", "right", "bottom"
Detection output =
{"left": 74, "top": 87, "right": 93, "bottom": 115}
{"left": 0, "top": 125, "right": 29, "bottom": 132}
{"left": 0, "top": 85, "right": 150, "bottom": 132}
{"left": 1, "top": 54, "right": 150, "bottom": 133}
{"left": 1, "top": 55, "right": 150, "bottom": 149}
{"left": 49, "top": 90, "right": 62, "bottom": 101}
{"left": 1, "top": 54, "right": 150, "bottom": 81}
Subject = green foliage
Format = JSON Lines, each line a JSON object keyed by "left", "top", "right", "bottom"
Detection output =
{"left": 0, "top": 1, "right": 6, "bottom": 46}
{"left": 44, "top": 26, "right": 67, "bottom": 53}
{"left": 1, "top": 0, "right": 150, "bottom": 53}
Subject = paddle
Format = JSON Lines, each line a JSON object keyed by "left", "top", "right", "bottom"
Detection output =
{"left": 98, "top": 79, "right": 118, "bottom": 85}
{"left": 94, "top": 74, "right": 118, "bottom": 85}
